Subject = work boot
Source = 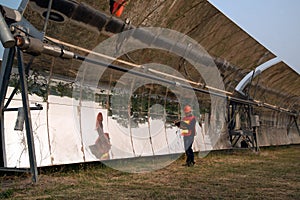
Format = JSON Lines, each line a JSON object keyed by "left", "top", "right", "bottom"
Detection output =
{"left": 186, "top": 161, "right": 195, "bottom": 167}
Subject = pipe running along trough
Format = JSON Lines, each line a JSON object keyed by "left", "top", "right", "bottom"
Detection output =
{"left": 15, "top": 33, "right": 299, "bottom": 117}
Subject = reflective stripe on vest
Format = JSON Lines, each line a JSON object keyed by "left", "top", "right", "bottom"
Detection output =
{"left": 181, "top": 116, "right": 195, "bottom": 136}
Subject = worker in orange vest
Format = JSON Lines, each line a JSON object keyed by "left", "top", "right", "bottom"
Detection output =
{"left": 175, "top": 105, "right": 196, "bottom": 166}
{"left": 110, "top": 0, "right": 127, "bottom": 17}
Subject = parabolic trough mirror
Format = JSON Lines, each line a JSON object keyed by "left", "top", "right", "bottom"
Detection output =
{"left": 3, "top": 27, "right": 227, "bottom": 173}
{"left": 73, "top": 27, "right": 227, "bottom": 172}
{"left": 1, "top": 0, "right": 299, "bottom": 178}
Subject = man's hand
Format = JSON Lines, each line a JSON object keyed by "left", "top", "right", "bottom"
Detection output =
{"left": 174, "top": 120, "right": 189, "bottom": 128}
{"left": 174, "top": 120, "right": 181, "bottom": 127}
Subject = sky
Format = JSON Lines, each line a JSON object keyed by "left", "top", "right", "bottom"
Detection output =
{"left": 208, "top": 0, "right": 300, "bottom": 74}
{"left": 0, "top": 1, "right": 19, "bottom": 9}
{"left": 0, "top": 0, "right": 299, "bottom": 74}
{"left": 0, "top": 0, "right": 21, "bottom": 59}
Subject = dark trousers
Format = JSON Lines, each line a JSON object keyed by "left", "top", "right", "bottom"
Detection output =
{"left": 183, "top": 135, "right": 194, "bottom": 164}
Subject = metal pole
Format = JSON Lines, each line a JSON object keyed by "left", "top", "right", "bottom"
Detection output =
{"left": 16, "top": 48, "right": 38, "bottom": 183}
{"left": 18, "top": 0, "right": 29, "bottom": 14}
{"left": 0, "top": 48, "right": 15, "bottom": 167}
{"left": 0, "top": 48, "right": 15, "bottom": 109}
{"left": 42, "top": 0, "right": 53, "bottom": 37}
{"left": 74, "top": 54, "right": 298, "bottom": 117}
{"left": 294, "top": 116, "right": 300, "bottom": 136}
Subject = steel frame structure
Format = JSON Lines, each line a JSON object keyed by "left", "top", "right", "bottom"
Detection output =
{"left": 0, "top": 47, "right": 40, "bottom": 182}
{"left": 227, "top": 101, "right": 259, "bottom": 151}
{"left": 0, "top": 4, "right": 43, "bottom": 182}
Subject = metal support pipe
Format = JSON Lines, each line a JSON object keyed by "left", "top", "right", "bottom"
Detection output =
{"left": 15, "top": 34, "right": 298, "bottom": 117}
{"left": 42, "top": 0, "right": 53, "bottom": 37}
{"left": 294, "top": 116, "right": 300, "bottom": 136}
{"left": 0, "top": 49, "right": 15, "bottom": 111}
{"left": 16, "top": 35, "right": 296, "bottom": 116}
{"left": 16, "top": 36, "right": 74, "bottom": 58}
{"left": 0, "top": 48, "right": 15, "bottom": 167}
{"left": 16, "top": 48, "right": 38, "bottom": 183}
{"left": 18, "top": 0, "right": 29, "bottom": 14}
{"left": 74, "top": 53, "right": 298, "bottom": 117}
{"left": 0, "top": 9, "right": 15, "bottom": 48}
{"left": 4, "top": 106, "right": 43, "bottom": 112}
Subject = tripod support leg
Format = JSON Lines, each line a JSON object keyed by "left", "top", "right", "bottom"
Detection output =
{"left": 17, "top": 48, "right": 38, "bottom": 183}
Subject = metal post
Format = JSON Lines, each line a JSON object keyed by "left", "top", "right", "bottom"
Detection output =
{"left": 253, "top": 127, "right": 259, "bottom": 152}
{"left": 42, "top": 0, "right": 53, "bottom": 37}
{"left": 0, "top": 48, "right": 15, "bottom": 108}
{"left": 18, "top": 0, "right": 29, "bottom": 14}
{"left": 16, "top": 48, "right": 38, "bottom": 183}
{"left": 294, "top": 116, "right": 300, "bottom": 136}
{"left": 0, "top": 48, "right": 15, "bottom": 167}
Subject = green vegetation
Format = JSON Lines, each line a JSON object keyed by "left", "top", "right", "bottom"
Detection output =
{"left": 0, "top": 145, "right": 299, "bottom": 199}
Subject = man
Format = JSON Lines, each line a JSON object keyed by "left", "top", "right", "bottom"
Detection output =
{"left": 175, "top": 105, "right": 196, "bottom": 167}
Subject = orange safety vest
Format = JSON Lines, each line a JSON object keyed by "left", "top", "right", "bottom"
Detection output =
{"left": 181, "top": 115, "right": 196, "bottom": 136}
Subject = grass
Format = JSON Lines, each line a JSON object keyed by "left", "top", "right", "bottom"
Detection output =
{"left": 0, "top": 145, "right": 300, "bottom": 199}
